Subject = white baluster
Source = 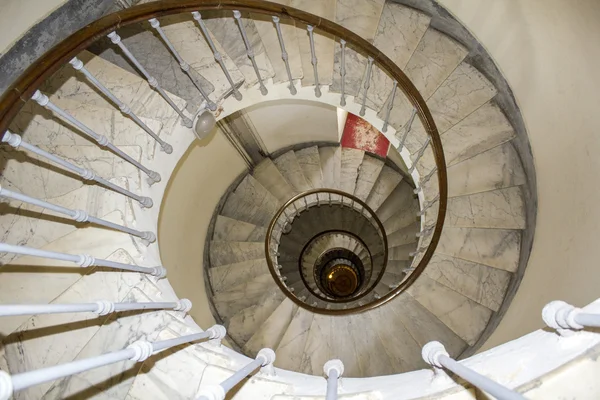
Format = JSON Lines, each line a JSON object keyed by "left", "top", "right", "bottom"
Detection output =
{"left": 192, "top": 11, "right": 243, "bottom": 101}
{"left": 339, "top": 39, "right": 347, "bottom": 106}
{"left": 306, "top": 25, "right": 321, "bottom": 98}
{"left": 0, "top": 185, "right": 155, "bottom": 242}
{"left": 107, "top": 31, "right": 193, "bottom": 128}
{"left": 272, "top": 16, "right": 297, "bottom": 95}
{"left": 31, "top": 90, "right": 161, "bottom": 184}
{"left": 233, "top": 10, "right": 268, "bottom": 95}
{"left": 359, "top": 57, "right": 374, "bottom": 117}
{"left": 417, "top": 193, "right": 439, "bottom": 216}
{"left": 0, "top": 299, "right": 191, "bottom": 317}
{"left": 1, "top": 131, "right": 152, "bottom": 207}
{"left": 0, "top": 243, "right": 166, "bottom": 277}
{"left": 68, "top": 57, "right": 174, "bottom": 153}
{"left": 415, "top": 167, "right": 438, "bottom": 194}
{"left": 422, "top": 342, "right": 526, "bottom": 400}
{"left": 148, "top": 18, "right": 217, "bottom": 111}
{"left": 196, "top": 348, "right": 276, "bottom": 400}
{"left": 382, "top": 81, "right": 398, "bottom": 133}
{"left": 0, "top": 326, "right": 225, "bottom": 400}
{"left": 398, "top": 108, "right": 417, "bottom": 152}
{"left": 543, "top": 300, "right": 600, "bottom": 334}
{"left": 409, "top": 137, "right": 431, "bottom": 174}
{"left": 323, "top": 359, "right": 343, "bottom": 400}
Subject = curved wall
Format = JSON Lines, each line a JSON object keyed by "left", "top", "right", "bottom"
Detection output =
{"left": 439, "top": 0, "right": 600, "bottom": 350}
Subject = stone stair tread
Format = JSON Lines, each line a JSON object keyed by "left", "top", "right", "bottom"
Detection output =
{"left": 295, "top": 146, "right": 324, "bottom": 189}
{"left": 209, "top": 258, "right": 269, "bottom": 293}
{"left": 319, "top": 145, "right": 342, "bottom": 189}
{"left": 407, "top": 275, "right": 493, "bottom": 346}
{"left": 273, "top": 150, "right": 312, "bottom": 193}
{"left": 345, "top": 313, "right": 395, "bottom": 377}
{"left": 354, "top": 155, "right": 385, "bottom": 202}
{"left": 253, "top": 158, "right": 296, "bottom": 204}
{"left": 389, "top": 242, "right": 417, "bottom": 261}
{"left": 243, "top": 298, "right": 298, "bottom": 357}
{"left": 209, "top": 240, "right": 265, "bottom": 267}
{"left": 300, "top": 314, "right": 334, "bottom": 375}
{"left": 220, "top": 174, "right": 280, "bottom": 227}
{"left": 376, "top": 182, "right": 415, "bottom": 223}
{"left": 340, "top": 148, "right": 365, "bottom": 194}
{"left": 382, "top": 201, "right": 419, "bottom": 236}
{"left": 424, "top": 254, "right": 512, "bottom": 312}
{"left": 213, "top": 215, "right": 267, "bottom": 241}
{"left": 365, "top": 165, "right": 403, "bottom": 212}
{"left": 275, "top": 306, "right": 315, "bottom": 371}
{"left": 387, "top": 222, "right": 419, "bottom": 248}
{"left": 213, "top": 274, "right": 277, "bottom": 319}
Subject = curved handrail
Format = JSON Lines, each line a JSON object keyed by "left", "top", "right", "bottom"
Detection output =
{"left": 0, "top": 0, "right": 447, "bottom": 314}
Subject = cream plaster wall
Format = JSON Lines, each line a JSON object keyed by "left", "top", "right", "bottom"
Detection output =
{"left": 438, "top": 0, "right": 600, "bottom": 350}
{"left": 245, "top": 99, "right": 339, "bottom": 153}
{"left": 158, "top": 128, "right": 246, "bottom": 330}
{"left": 0, "top": 0, "right": 68, "bottom": 54}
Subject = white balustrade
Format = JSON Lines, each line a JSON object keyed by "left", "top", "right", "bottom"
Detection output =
{"left": 306, "top": 25, "right": 321, "bottom": 97}
{"left": 272, "top": 16, "right": 297, "bottom": 95}
{"left": 68, "top": 56, "right": 174, "bottom": 153}
{"left": 0, "top": 325, "right": 225, "bottom": 400}
{"left": 398, "top": 108, "right": 417, "bottom": 152}
{"left": 543, "top": 300, "right": 600, "bottom": 332}
{"left": 0, "top": 185, "right": 156, "bottom": 242}
{"left": 233, "top": 10, "right": 268, "bottom": 95}
{"left": 0, "top": 243, "right": 167, "bottom": 277}
{"left": 31, "top": 90, "right": 161, "bottom": 184}
{"left": 381, "top": 80, "right": 397, "bottom": 133}
{"left": 409, "top": 137, "right": 431, "bottom": 174}
{"left": 422, "top": 341, "right": 526, "bottom": 400}
{"left": 0, "top": 298, "right": 191, "bottom": 317}
{"left": 107, "top": 31, "right": 193, "bottom": 128}
{"left": 196, "top": 348, "right": 276, "bottom": 400}
{"left": 1, "top": 131, "right": 153, "bottom": 207}
{"left": 417, "top": 194, "right": 439, "bottom": 217}
{"left": 192, "top": 11, "right": 243, "bottom": 101}
{"left": 359, "top": 57, "right": 374, "bottom": 117}
{"left": 148, "top": 18, "right": 217, "bottom": 111}
{"left": 339, "top": 39, "right": 347, "bottom": 106}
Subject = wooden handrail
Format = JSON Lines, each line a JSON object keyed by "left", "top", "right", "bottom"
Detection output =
{"left": 0, "top": 0, "right": 447, "bottom": 314}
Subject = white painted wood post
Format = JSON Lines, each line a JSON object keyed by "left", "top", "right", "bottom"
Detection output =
{"left": 68, "top": 57, "right": 174, "bottom": 153}
{"left": 0, "top": 299, "right": 191, "bottom": 317}
{"left": 324, "top": 359, "right": 344, "bottom": 400}
{"left": 272, "top": 16, "right": 297, "bottom": 95}
{"left": 31, "top": 90, "right": 161, "bottom": 184}
{"left": 0, "top": 326, "right": 225, "bottom": 400}
{"left": 233, "top": 10, "right": 268, "bottom": 95}
{"left": 0, "top": 185, "right": 156, "bottom": 242}
{"left": 543, "top": 300, "right": 600, "bottom": 332}
{"left": 359, "top": 57, "right": 374, "bottom": 117}
{"left": 306, "top": 25, "right": 321, "bottom": 98}
{"left": 0, "top": 243, "right": 166, "bottom": 277}
{"left": 422, "top": 341, "right": 526, "bottom": 400}
{"left": 196, "top": 348, "right": 276, "bottom": 400}
{"left": 107, "top": 31, "right": 193, "bottom": 128}
{"left": 1, "top": 131, "right": 153, "bottom": 207}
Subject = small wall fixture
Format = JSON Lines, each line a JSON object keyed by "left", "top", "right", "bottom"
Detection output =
{"left": 194, "top": 109, "right": 217, "bottom": 140}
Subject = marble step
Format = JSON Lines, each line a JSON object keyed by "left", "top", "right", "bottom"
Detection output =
{"left": 220, "top": 174, "right": 280, "bottom": 227}
{"left": 437, "top": 226, "right": 521, "bottom": 273}
{"left": 407, "top": 274, "right": 493, "bottom": 346}
{"left": 446, "top": 186, "right": 526, "bottom": 229}
{"left": 202, "top": 10, "right": 275, "bottom": 88}
{"left": 290, "top": 0, "right": 336, "bottom": 87}
{"left": 357, "top": 2, "right": 431, "bottom": 112}
{"left": 300, "top": 314, "right": 334, "bottom": 375}
{"left": 319, "top": 145, "right": 342, "bottom": 190}
{"left": 340, "top": 148, "right": 365, "bottom": 194}
{"left": 274, "top": 306, "right": 315, "bottom": 371}
{"left": 158, "top": 13, "right": 245, "bottom": 101}
{"left": 380, "top": 272, "right": 405, "bottom": 289}
{"left": 416, "top": 101, "right": 516, "bottom": 174}
{"left": 253, "top": 158, "right": 296, "bottom": 204}
{"left": 295, "top": 146, "right": 324, "bottom": 189}
{"left": 424, "top": 254, "right": 511, "bottom": 312}
{"left": 365, "top": 165, "right": 403, "bottom": 212}
{"left": 243, "top": 298, "right": 298, "bottom": 357}
{"left": 382, "top": 200, "right": 419, "bottom": 236}
{"left": 273, "top": 150, "right": 312, "bottom": 193}
{"left": 329, "top": 0, "right": 385, "bottom": 97}
{"left": 380, "top": 28, "right": 467, "bottom": 136}
{"left": 213, "top": 215, "right": 267, "bottom": 241}
{"left": 227, "top": 288, "right": 286, "bottom": 346}
{"left": 387, "top": 222, "right": 419, "bottom": 248}
{"left": 345, "top": 313, "right": 395, "bottom": 377}
{"left": 386, "top": 260, "right": 410, "bottom": 276}
{"left": 375, "top": 182, "right": 415, "bottom": 223}
{"left": 213, "top": 274, "right": 277, "bottom": 320}
{"left": 354, "top": 155, "right": 385, "bottom": 202}
{"left": 209, "top": 240, "right": 265, "bottom": 267}
{"left": 209, "top": 258, "right": 269, "bottom": 293}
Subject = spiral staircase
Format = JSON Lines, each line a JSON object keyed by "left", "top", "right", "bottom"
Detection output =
{"left": 0, "top": 0, "right": 598, "bottom": 399}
